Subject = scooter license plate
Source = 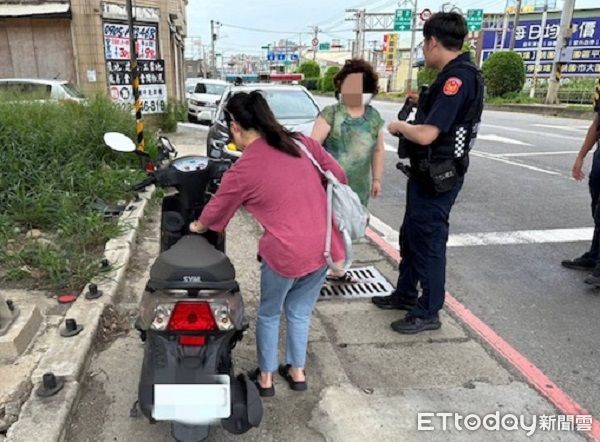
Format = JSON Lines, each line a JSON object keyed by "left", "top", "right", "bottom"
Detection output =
{"left": 153, "top": 375, "right": 231, "bottom": 424}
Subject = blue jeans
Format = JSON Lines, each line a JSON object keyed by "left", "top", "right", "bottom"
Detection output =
{"left": 396, "top": 176, "right": 464, "bottom": 319}
{"left": 256, "top": 263, "right": 327, "bottom": 373}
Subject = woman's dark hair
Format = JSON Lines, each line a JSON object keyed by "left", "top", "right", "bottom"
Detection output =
{"left": 224, "top": 91, "right": 300, "bottom": 157}
{"left": 333, "top": 59, "right": 379, "bottom": 97}
{"left": 423, "top": 12, "right": 467, "bottom": 51}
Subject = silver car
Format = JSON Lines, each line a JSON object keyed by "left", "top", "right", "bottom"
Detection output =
{"left": 206, "top": 83, "right": 320, "bottom": 160}
{"left": 0, "top": 78, "right": 85, "bottom": 103}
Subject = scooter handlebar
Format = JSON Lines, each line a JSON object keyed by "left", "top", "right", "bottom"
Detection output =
{"left": 131, "top": 176, "right": 157, "bottom": 192}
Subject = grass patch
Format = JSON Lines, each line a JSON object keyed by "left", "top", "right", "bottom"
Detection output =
{"left": 0, "top": 96, "right": 147, "bottom": 292}
{"left": 485, "top": 93, "right": 541, "bottom": 105}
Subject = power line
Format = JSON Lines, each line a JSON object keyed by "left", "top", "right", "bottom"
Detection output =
{"left": 219, "top": 22, "right": 304, "bottom": 34}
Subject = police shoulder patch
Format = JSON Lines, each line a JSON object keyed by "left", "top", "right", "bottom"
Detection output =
{"left": 443, "top": 77, "right": 463, "bottom": 96}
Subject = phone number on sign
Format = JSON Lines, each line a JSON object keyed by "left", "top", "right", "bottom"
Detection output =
{"left": 142, "top": 98, "right": 166, "bottom": 114}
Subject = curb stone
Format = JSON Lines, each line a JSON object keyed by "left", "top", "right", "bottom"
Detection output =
{"left": 6, "top": 186, "right": 155, "bottom": 442}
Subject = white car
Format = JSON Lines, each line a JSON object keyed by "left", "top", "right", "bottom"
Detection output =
{"left": 0, "top": 78, "right": 85, "bottom": 103}
{"left": 187, "top": 79, "right": 227, "bottom": 124}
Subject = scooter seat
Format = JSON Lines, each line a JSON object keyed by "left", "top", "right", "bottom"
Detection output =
{"left": 148, "top": 235, "right": 236, "bottom": 291}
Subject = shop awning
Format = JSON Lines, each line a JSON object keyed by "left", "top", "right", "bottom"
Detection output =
{"left": 0, "top": 3, "right": 71, "bottom": 18}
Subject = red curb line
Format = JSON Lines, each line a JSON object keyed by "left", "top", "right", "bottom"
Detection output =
{"left": 366, "top": 227, "right": 600, "bottom": 441}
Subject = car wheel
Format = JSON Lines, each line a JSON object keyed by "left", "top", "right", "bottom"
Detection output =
{"left": 187, "top": 114, "right": 196, "bottom": 123}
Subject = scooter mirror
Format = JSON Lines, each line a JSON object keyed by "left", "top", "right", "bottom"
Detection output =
{"left": 104, "top": 132, "right": 136, "bottom": 153}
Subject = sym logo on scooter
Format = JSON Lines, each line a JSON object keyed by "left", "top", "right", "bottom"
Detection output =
{"left": 184, "top": 275, "right": 203, "bottom": 283}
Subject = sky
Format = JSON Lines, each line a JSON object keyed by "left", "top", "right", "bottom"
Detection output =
{"left": 186, "top": 0, "right": 599, "bottom": 58}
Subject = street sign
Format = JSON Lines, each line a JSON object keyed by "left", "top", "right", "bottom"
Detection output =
{"left": 261, "top": 45, "right": 270, "bottom": 50}
{"left": 419, "top": 8, "right": 432, "bottom": 22}
{"left": 467, "top": 9, "right": 484, "bottom": 32}
{"left": 277, "top": 53, "right": 286, "bottom": 61}
{"left": 394, "top": 9, "right": 412, "bottom": 31}
{"left": 290, "top": 53, "right": 299, "bottom": 61}
{"left": 312, "top": 38, "right": 319, "bottom": 47}
{"left": 267, "top": 52, "right": 275, "bottom": 61}
{"left": 319, "top": 42, "right": 330, "bottom": 51}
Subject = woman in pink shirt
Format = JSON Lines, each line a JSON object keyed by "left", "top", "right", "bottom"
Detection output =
{"left": 189, "top": 91, "right": 347, "bottom": 397}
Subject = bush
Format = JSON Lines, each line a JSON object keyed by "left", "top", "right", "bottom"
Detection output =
{"left": 0, "top": 96, "right": 146, "bottom": 291}
{"left": 482, "top": 52, "right": 526, "bottom": 97}
{"left": 297, "top": 61, "right": 320, "bottom": 79}
{"left": 300, "top": 77, "right": 320, "bottom": 91}
{"left": 321, "top": 66, "right": 340, "bottom": 93}
{"left": 155, "top": 100, "right": 184, "bottom": 133}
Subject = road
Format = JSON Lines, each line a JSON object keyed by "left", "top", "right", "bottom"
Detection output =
{"left": 316, "top": 96, "right": 600, "bottom": 421}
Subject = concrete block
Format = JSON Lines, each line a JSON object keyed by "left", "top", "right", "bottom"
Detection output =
{"left": 0, "top": 354, "right": 37, "bottom": 407}
{"left": 316, "top": 303, "right": 466, "bottom": 345}
{"left": 32, "top": 303, "right": 104, "bottom": 383}
{"left": 338, "top": 341, "right": 512, "bottom": 392}
{"left": 6, "top": 381, "right": 79, "bottom": 442}
{"left": 309, "top": 382, "right": 586, "bottom": 442}
{"left": 0, "top": 304, "right": 43, "bottom": 363}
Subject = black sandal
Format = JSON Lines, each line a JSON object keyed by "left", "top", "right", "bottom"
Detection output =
{"left": 326, "top": 272, "right": 359, "bottom": 284}
{"left": 278, "top": 364, "right": 307, "bottom": 392}
{"left": 248, "top": 368, "right": 275, "bottom": 397}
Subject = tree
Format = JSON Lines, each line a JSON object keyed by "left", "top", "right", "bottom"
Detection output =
{"left": 321, "top": 66, "right": 340, "bottom": 92}
{"left": 482, "top": 51, "right": 526, "bottom": 97}
{"left": 297, "top": 61, "right": 320, "bottom": 79}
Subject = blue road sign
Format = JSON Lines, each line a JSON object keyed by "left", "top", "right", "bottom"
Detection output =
{"left": 277, "top": 53, "right": 286, "bottom": 61}
{"left": 267, "top": 52, "right": 275, "bottom": 61}
{"left": 290, "top": 53, "right": 299, "bottom": 61}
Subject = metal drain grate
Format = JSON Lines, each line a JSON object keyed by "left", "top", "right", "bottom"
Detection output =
{"left": 319, "top": 266, "right": 394, "bottom": 300}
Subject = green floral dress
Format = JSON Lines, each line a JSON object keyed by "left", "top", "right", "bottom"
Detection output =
{"left": 320, "top": 103, "right": 385, "bottom": 206}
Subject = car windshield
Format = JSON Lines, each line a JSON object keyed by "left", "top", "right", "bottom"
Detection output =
{"left": 256, "top": 89, "right": 318, "bottom": 120}
{"left": 62, "top": 83, "right": 85, "bottom": 99}
{"left": 195, "top": 83, "right": 226, "bottom": 95}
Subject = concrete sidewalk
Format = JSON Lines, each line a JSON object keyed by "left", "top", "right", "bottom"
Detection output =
{"left": 60, "top": 124, "right": 587, "bottom": 442}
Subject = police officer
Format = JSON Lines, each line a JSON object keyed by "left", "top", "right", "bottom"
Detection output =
{"left": 561, "top": 99, "right": 600, "bottom": 283}
{"left": 371, "top": 12, "right": 484, "bottom": 334}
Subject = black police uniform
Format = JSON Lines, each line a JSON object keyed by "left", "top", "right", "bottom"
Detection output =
{"left": 394, "top": 52, "right": 484, "bottom": 319}
{"left": 585, "top": 100, "right": 600, "bottom": 265}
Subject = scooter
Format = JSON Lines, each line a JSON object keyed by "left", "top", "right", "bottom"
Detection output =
{"left": 103, "top": 132, "right": 263, "bottom": 442}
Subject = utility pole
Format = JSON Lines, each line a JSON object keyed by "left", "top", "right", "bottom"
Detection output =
{"left": 509, "top": 0, "right": 523, "bottom": 50}
{"left": 500, "top": 13, "right": 509, "bottom": 49}
{"left": 210, "top": 20, "right": 220, "bottom": 78}
{"left": 346, "top": 9, "right": 365, "bottom": 58}
{"left": 126, "top": 0, "right": 143, "bottom": 151}
{"left": 545, "top": 0, "right": 575, "bottom": 104}
{"left": 406, "top": 0, "right": 418, "bottom": 91}
{"left": 311, "top": 26, "right": 320, "bottom": 61}
{"left": 529, "top": 0, "right": 548, "bottom": 98}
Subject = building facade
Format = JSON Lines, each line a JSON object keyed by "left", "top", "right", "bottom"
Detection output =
{"left": 0, "top": 0, "right": 187, "bottom": 110}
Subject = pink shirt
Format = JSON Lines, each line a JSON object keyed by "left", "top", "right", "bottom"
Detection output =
{"left": 199, "top": 134, "right": 347, "bottom": 278}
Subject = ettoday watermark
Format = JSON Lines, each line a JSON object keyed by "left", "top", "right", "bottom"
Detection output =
{"left": 417, "top": 412, "right": 593, "bottom": 436}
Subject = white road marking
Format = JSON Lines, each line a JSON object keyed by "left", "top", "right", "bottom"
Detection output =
{"left": 499, "top": 151, "right": 578, "bottom": 157}
{"left": 532, "top": 124, "right": 587, "bottom": 132}
{"left": 471, "top": 151, "right": 563, "bottom": 176}
{"left": 386, "top": 143, "right": 566, "bottom": 176}
{"left": 478, "top": 134, "right": 532, "bottom": 146}
{"left": 369, "top": 214, "right": 593, "bottom": 249}
{"left": 482, "top": 124, "right": 575, "bottom": 141}
{"left": 384, "top": 143, "right": 396, "bottom": 152}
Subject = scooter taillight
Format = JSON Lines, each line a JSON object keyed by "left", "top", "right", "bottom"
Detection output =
{"left": 167, "top": 301, "right": 217, "bottom": 331}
